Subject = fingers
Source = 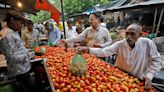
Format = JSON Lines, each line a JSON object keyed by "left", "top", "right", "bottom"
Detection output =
{"left": 143, "top": 76, "right": 152, "bottom": 90}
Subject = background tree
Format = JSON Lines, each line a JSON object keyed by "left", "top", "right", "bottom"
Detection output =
{"left": 29, "top": 0, "right": 111, "bottom": 23}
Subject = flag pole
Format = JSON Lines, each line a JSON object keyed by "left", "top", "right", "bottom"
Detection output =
{"left": 60, "top": 0, "right": 67, "bottom": 51}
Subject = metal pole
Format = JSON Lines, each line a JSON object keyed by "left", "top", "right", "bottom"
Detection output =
{"left": 60, "top": 0, "right": 68, "bottom": 51}
{"left": 152, "top": 8, "right": 158, "bottom": 33}
{"left": 60, "top": 0, "right": 66, "bottom": 39}
{"left": 155, "top": 8, "right": 164, "bottom": 37}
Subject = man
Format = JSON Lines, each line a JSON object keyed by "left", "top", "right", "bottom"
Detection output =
{"left": 61, "top": 13, "right": 112, "bottom": 48}
{"left": 45, "top": 21, "right": 61, "bottom": 46}
{"left": 0, "top": 10, "right": 36, "bottom": 92}
{"left": 65, "top": 20, "right": 78, "bottom": 47}
{"left": 21, "top": 20, "right": 40, "bottom": 48}
{"left": 79, "top": 23, "right": 163, "bottom": 89}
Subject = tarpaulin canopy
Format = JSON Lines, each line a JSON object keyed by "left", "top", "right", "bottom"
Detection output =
{"left": 35, "top": 0, "right": 60, "bottom": 24}
{"left": 95, "top": 0, "right": 127, "bottom": 12}
{"left": 107, "top": 0, "right": 164, "bottom": 11}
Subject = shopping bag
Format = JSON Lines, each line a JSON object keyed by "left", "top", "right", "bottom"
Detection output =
{"left": 70, "top": 53, "right": 87, "bottom": 76}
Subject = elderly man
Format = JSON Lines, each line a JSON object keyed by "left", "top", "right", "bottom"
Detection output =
{"left": 0, "top": 10, "right": 36, "bottom": 92}
{"left": 79, "top": 23, "right": 163, "bottom": 89}
{"left": 61, "top": 13, "right": 112, "bottom": 48}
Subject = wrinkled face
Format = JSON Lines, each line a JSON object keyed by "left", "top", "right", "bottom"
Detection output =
{"left": 126, "top": 25, "right": 141, "bottom": 46}
{"left": 88, "top": 14, "right": 99, "bottom": 29}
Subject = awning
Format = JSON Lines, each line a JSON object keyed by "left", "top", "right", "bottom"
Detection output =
{"left": 107, "top": 0, "right": 164, "bottom": 11}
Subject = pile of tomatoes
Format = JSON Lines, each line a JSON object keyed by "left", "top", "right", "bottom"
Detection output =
{"left": 35, "top": 46, "right": 157, "bottom": 92}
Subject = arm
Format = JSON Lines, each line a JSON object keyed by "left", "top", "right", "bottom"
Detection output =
{"left": 21, "top": 30, "right": 26, "bottom": 45}
{"left": 101, "top": 30, "right": 112, "bottom": 48}
{"left": 90, "top": 42, "right": 119, "bottom": 57}
{"left": 66, "top": 28, "right": 87, "bottom": 43}
{"left": 145, "top": 40, "right": 163, "bottom": 81}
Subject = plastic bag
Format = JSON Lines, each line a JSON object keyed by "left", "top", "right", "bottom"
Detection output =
{"left": 70, "top": 54, "right": 87, "bottom": 76}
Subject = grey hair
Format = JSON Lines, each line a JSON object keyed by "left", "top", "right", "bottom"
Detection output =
{"left": 127, "top": 23, "right": 142, "bottom": 32}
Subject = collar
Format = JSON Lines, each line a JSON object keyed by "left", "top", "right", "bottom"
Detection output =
{"left": 91, "top": 24, "right": 100, "bottom": 32}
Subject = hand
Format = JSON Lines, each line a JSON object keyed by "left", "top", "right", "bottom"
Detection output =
{"left": 93, "top": 43, "right": 101, "bottom": 48}
{"left": 77, "top": 46, "right": 89, "bottom": 54}
{"left": 60, "top": 39, "right": 66, "bottom": 43}
{"left": 143, "top": 76, "right": 152, "bottom": 90}
{"left": 74, "top": 43, "right": 81, "bottom": 47}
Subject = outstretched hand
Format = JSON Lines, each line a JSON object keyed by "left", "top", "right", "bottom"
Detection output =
{"left": 77, "top": 46, "right": 89, "bottom": 54}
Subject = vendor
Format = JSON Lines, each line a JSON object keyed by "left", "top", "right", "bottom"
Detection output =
{"left": 45, "top": 21, "right": 61, "bottom": 46}
{"left": 79, "top": 23, "right": 163, "bottom": 89}
{"left": 21, "top": 20, "right": 40, "bottom": 48}
{"left": 0, "top": 10, "right": 36, "bottom": 92}
{"left": 61, "top": 12, "right": 112, "bottom": 48}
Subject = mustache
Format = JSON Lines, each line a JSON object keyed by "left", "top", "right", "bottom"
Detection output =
{"left": 126, "top": 38, "right": 133, "bottom": 42}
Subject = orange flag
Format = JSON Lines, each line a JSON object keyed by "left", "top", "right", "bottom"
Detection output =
{"left": 35, "top": 0, "right": 60, "bottom": 24}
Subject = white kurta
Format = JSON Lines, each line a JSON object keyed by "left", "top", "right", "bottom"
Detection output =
{"left": 90, "top": 37, "right": 162, "bottom": 80}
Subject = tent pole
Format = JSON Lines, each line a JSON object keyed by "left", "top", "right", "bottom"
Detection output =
{"left": 155, "top": 8, "right": 164, "bottom": 37}
{"left": 60, "top": 0, "right": 67, "bottom": 51}
{"left": 152, "top": 8, "right": 158, "bottom": 33}
{"left": 60, "top": 0, "right": 66, "bottom": 39}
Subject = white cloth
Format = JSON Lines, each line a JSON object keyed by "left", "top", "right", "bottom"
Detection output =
{"left": 66, "top": 26, "right": 77, "bottom": 39}
{"left": 65, "top": 26, "right": 77, "bottom": 47}
{"left": 90, "top": 37, "right": 162, "bottom": 80}
{"left": 66, "top": 25, "right": 112, "bottom": 47}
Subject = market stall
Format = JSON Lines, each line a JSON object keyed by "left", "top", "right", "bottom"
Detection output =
{"left": 35, "top": 46, "right": 157, "bottom": 92}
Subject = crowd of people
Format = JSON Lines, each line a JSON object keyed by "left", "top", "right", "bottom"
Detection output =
{"left": 0, "top": 9, "right": 163, "bottom": 92}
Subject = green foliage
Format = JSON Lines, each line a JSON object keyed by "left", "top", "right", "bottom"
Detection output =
{"left": 29, "top": 0, "right": 111, "bottom": 22}
{"left": 63, "top": 0, "right": 111, "bottom": 17}
{"left": 29, "top": 10, "right": 50, "bottom": 23}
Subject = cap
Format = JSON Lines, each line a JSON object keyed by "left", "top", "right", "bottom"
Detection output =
{"left": 8, "top": 10, "right": 25, "bottom": 20}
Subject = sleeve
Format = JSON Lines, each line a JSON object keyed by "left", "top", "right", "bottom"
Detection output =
{"left": 21, "top": 30, "right": 26, "bottom": 45}
{"left": 89, "top": 41, "right": 119, "bottom": 57}
{"left": 101, "top": 29, "right": 112, "bottom": 48}
{"left": 66, "top": 28, "right": 87, "bottom": 43}
{"left": 146, "top": 40, "right": 163, "bottom": 80}
{"left": 53, "top": 27, "right": 61, "bottom": 45}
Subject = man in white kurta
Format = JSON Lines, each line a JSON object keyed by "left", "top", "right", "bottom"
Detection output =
{"left": 79, "top": 23, "right": 163, "bottom": 89}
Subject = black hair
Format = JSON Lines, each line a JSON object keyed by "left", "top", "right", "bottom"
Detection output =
{"left": 26, "top": 20, "right": 33, "bottom": 26}
{"left": 5, "top": 12, "right": 25, "bottom": 24}
{"left": 90, "top": 12, "right": 101, "bottom": 19}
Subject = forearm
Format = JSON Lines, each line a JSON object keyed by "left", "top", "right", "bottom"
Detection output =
{"left": 89, "top": 47, "right": 114, "bottom": 57}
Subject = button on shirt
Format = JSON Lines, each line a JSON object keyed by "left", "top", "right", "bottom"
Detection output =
{"left": 66, "top": 25, "right": 112, "bottom": 47}
{"left": 90, "top": 37, "right": 162, "bottom": 80}
{"left": 48, "top": 26, "right": 61, "bottom": 45}
{"left": 0, "top": 28, "right": 31, "bottom": 77}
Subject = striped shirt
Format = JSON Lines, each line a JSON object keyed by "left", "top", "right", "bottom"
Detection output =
{"left": 90, "top": 37, "right": 162, "bottom": 80}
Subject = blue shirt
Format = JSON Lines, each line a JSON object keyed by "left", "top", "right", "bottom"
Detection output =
{"left": 48, "top": 26, "right": 61, "bottom": 45}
